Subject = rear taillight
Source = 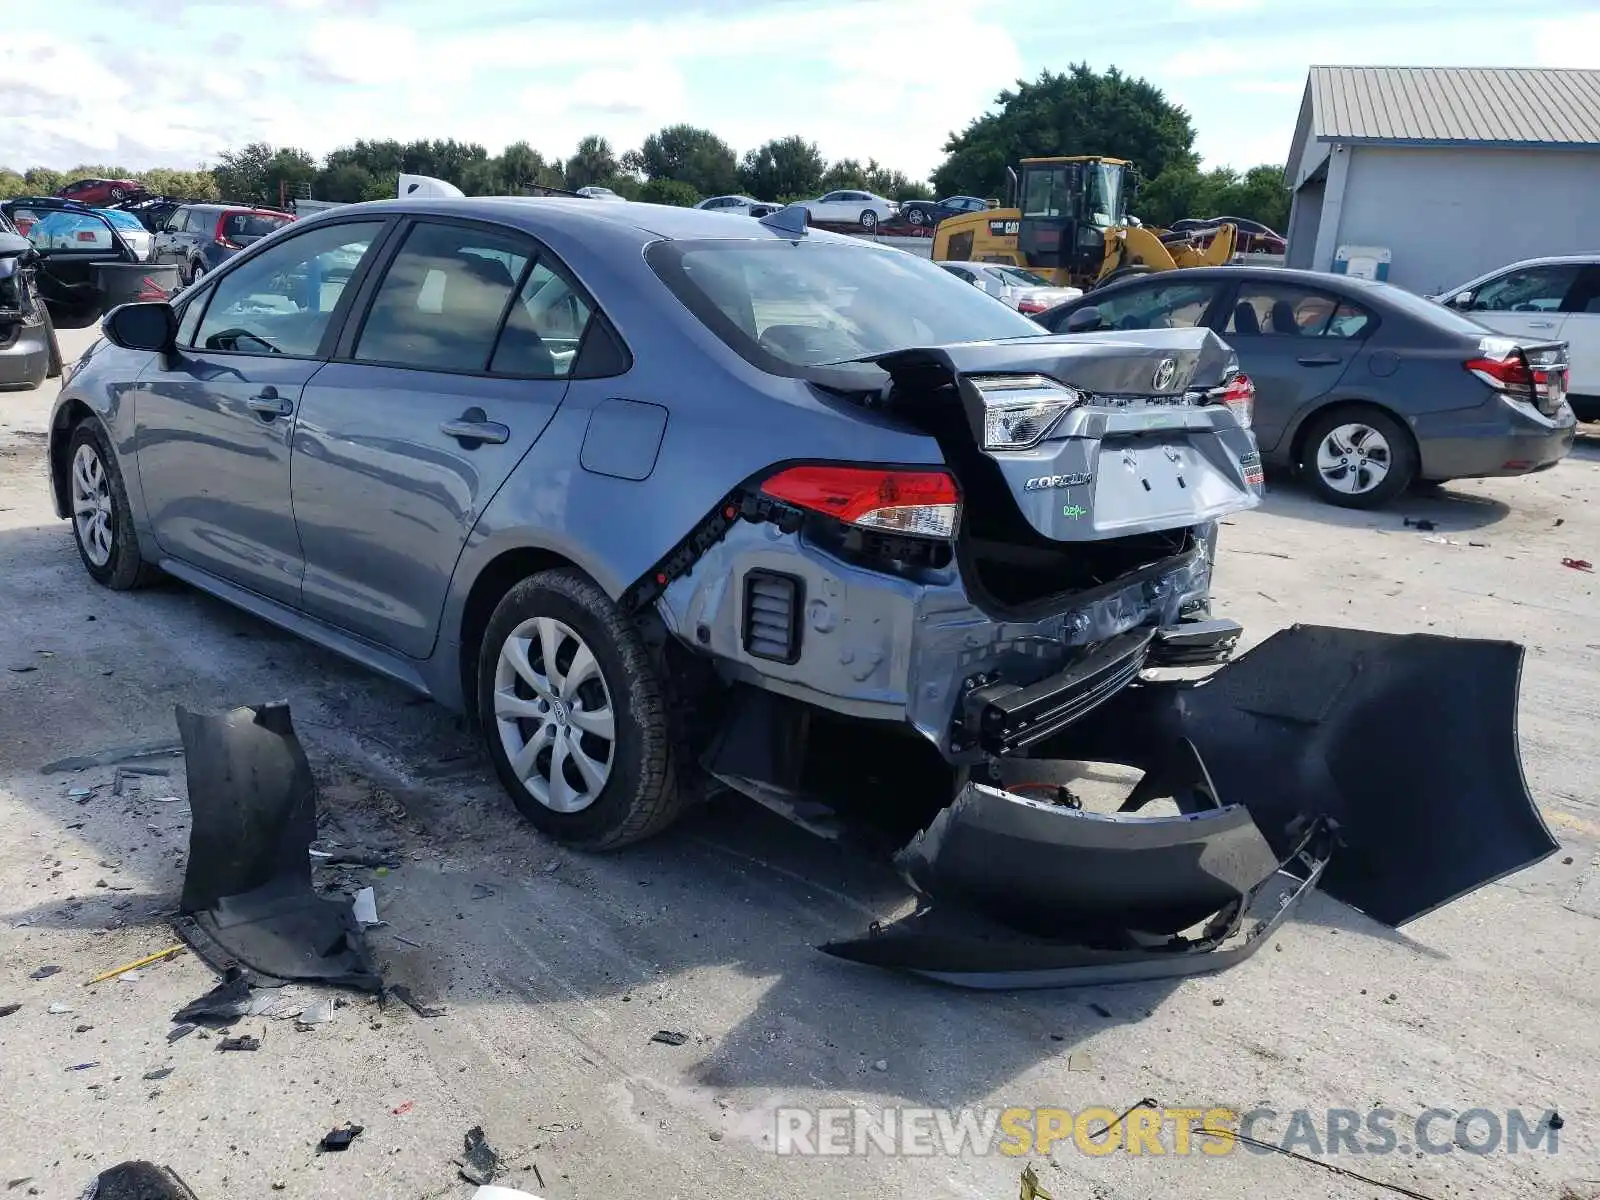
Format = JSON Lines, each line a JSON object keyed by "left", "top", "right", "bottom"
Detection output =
{"left": 214, "top": 213, "right": 240, "bottom": 250}
{"left": 1467, "top": 343, "right": 1565, "bottom": 414}
{"left": 1209, "top": 372, "right": 1254, "bottom": 430}
{"left": 760, "top": 465, "right": 961, "bottom": 539}
{"left": 75, "top": 230, "right": 98, "bottom": 242}
{"left": 970, "top": 374, "right": 1086, "bottom": 450}
{"left": 1016, "top": 298, "right": 1049, "bottom": 314}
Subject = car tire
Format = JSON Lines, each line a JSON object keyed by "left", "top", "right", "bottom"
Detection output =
{"left": 67, "top": 420, "right": 158, "bottom": 590}
{"left": 187, "top": 259, "right": 204, "bottom": 286}
{"left": 1298, "top": 406, "right": 1416, "bottom": 509}
{"left": 110, "top": 187, "right": 127, "bottom": 201}
{"left": 860, "top": 209, "right": 878, "bottom": 232}
{"left": 906, "top": 207, "right": 926, "bottom": 226}
{"left": 477, "top": 568, "right": 684, "bottom": 850}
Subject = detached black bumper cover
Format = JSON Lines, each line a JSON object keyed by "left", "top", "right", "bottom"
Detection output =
{"left": 822, "top": 625, "right": 1556, "bottom": 988}
{"left": 173, "top": 703, "right": 381, "bottom": 992}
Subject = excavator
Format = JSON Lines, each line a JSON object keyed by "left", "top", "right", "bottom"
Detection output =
{"left": 931, "top": 155, "right": 1238, "bottom": 291}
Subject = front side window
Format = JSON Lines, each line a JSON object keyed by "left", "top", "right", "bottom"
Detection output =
{"left": 1021, "top": 166, "right": 1073, "bottom": 218}
{"left": 196, "top": 220, "right": 383, "bottom": 357}
{"left": 648, "top": 238, "right": 1046, "bottom": 370}
{"left": 1469, "top": 265, "right": 1581, "bottom": 313}
{"left": 355, "top": 221, "right": 531, "bottom": 372}
{"left": 1091, "top": 281, "right": 1221, "bottom": 331}
{"left": 1224, "top": 283, "right": 1371, "bottom": 339}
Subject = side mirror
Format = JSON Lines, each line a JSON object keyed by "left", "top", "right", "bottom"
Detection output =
{"left": 102, "top": 301, "right": 178, "bottom": 353}
{"left": 1448, "top": 291, "right": 1474, "bottom": 310}
{"left": 1063, "top": 305, "right": 1103, "bottom": 334}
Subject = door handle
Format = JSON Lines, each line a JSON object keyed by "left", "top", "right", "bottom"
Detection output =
{"left": 246, "top": 389, "right": 293, "bottom": 418}
{"left": 440, "top": 408, "right": 509, "bottom": 446}
{"left": 1529, "top": 320, "right": 1556, "bottom": 329}
{"left": 1296, "top": 355, "right": 1344, "bottom": 366}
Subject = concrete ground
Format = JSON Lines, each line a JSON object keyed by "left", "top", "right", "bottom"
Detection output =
{"left": 2, "top": 325, "right": 1597, "bottom": 1200}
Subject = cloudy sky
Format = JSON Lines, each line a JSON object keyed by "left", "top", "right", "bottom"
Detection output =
{"left": 2, "top": 0, "right": 1595, "bottom": 178}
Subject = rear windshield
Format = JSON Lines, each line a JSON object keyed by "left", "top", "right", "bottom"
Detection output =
{"left": 223, "top": 211, "right": 294, "bottom": 240}
{"left": 1354, "top": 280, "right": 1495, "bottom": 337}
{"left": 98, "top": 209, "right": 143, "bottom": 231}
{"left": 647, "top": 237, "right": 1046, "bottom": 370}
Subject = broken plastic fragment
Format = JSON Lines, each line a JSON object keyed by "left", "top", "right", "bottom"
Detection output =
{"left": 320, "top": 1123, "right": 364, "bottom": 1152}
{"left": 80, "top": 1161, "right": 199, "bottom": 1200}
{"left": 352, "top": 887, "right": 378, "bottom": 926}
{"left": 459, "top": 1126, "right": 502, "bottom": 1186}
{"left": 216, "top": 1034, "right": 260, "bottom": 1052}
{"left": 650, "top": 1030, "right": 690, "bottom": 1047}
{"left": 296, "top": 997, "right": 335, "bottom": 1028}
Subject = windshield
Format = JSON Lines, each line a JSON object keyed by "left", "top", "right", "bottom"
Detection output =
{"left": 648, "top": 238, "right": 1047, "bottom": 370}
{"left": 995, "top": 266, "right": 1052, "bottom": 287}
{"left": 98, "top": 209, "right": 143, "bottom": 231}
{"left": 1084, "top": 161, "right": 1125, "bottom": 227}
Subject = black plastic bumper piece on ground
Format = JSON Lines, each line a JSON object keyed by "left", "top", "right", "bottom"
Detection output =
{"left": 1147, "top": 616, "right": 1243, "bottom": 666}
{"left": 1042, "top": 624, "right": 1559, "bottom": 928}
{"left": 173, "top": 703, "right": 382, "bottom": 992}
{"left": 821, "top": 817, "right": 1330, "bottom": 990}
{"left": 963, "top": 628, "right": 1153, "bottom": 755}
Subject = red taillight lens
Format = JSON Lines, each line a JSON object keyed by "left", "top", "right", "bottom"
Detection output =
{"left": 760, "top": 465, "right": 961, "bottom": 539}
{"left": 1016, "top": 299, "right": 1048, "bottom": 314}
{"left": 1467, "top": 352, "right": 1565, "bottom": 413}
{"left": 1465, "top": 354, "right": 1532, "bottom": 390}
{"left": 1213, "top": 372, "right": 1254, "bottom": 430}
{"left": 75, "top": 230, "right": 98, "bottom": 242}
{"left": 214, "top": 213, "right": 240, "bottom": 250}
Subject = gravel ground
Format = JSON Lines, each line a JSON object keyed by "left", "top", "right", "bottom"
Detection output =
{"left": 1, "top": 326, "right": 1597, "bottom": 1200}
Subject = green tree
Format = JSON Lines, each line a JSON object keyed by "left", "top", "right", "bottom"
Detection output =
{"left": 0, "top": 169, "right": 27, "bottom": 200}
{"left": 565, "top": 136, "right": 619, "bottom": 190}
{"left": 820, "top": 157, "right": 867, "bottom": 191}
{"left": 932, "top": 64, "right": 1196, "bottom": 200}
{"left": 493, "top": 141, "right": 563, "bottom": 193}
{"left": 213, "top": 143, "right": 317, "bottom": 205}
{"left": 864, "top": 161, "right": 933, "bottom": 202}
{"left": 23, "top": 167, "right": 65, "bottom": 195}
{"left": 639, "top": 178, "right": 700, "bottom": 207}
{"left": 143, "top": 168, "right": 221, "bottom": 201}
{"left": 636, "top": 125, "right": 738, "bottom": 195}
{"left": 1136, "top": 162, "right": 1290, "bottom": 232}
{"left": 315, "top": 163, "right": 383, "bottom": 203}
{"left": 738, "top": 136, "right": 825, "bottom": 201}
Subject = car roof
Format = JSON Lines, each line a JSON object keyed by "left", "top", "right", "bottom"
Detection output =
{"left": 298, "top": 195, "right": 880, "bottom": 247}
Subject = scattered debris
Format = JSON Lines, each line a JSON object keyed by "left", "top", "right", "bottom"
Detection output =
{"left": 1211, "top": 997, "right": 1225, "bottom": 1006}
{"left": 392, "top": 1101, "right": 414, "bottom": 1117}
{"left": 40, "top": 739, "right": 184, "bottom": 775}
{"left": 389, "top": 984, "right": 446, "bottom": 1018}
{"left": 172, "top": 703, "right": 381, "bottom": 992}
{"left": 1067, "top": 1052, "right": 1092, "bottom": 1072}
{"left": 319, "top": 1123, "right": 364, "bottom": 1152}
{"left": 651, "top": 1030, "right": 689, "bottom": 1047}
{"left": 6, "top": 664, "right": 37, "bottom": 674}
{"left": 1088, "top": 1002, "right": 1113, "bottom": 1019}
{"left": 48, "top": 1002, "right": 76, "bottom": 1015}
{"left": 142, "top": 1068, "right": 174, "bottom": 1081}
{"left": 29, "top": 965, "right": 61, "bottom": 981}
{"left": 471, "top": 883, "right": 496, "bottom": 900}
{"left": 79, "top": 1161, "right": 199, "bottom": 1200}
{"left": 470, "top": 1189, "right": 543, "bottom": 1200}
{"left": 167, "top": 1024, "right": 197, "bottom": 1043}
{"left": 391, "top": 934, "right": 422, "bottom": 949}
{"left": 1549, "top": 1112, "right": 1564, "bottom": 1130}
{"left": 86, "top": 945, "right": 185, "bottom": 986}
{"left": 459, "top": 1126, "right": 502, "bottom": 1186}
{"left": 173, "top": 975, "right": 255, "bottom": 1025}
{"left": 872, "top": 1059, "right": 888, "bottom": 1072}
{"left": 216, "top": 1034, "right": 261, "bottom": 1052}
{"left": 75, "top": 1024, "right": 93, "bottom": 1033}
{"left": 295, "top": 998, "right": 335, "bottom": 1029}
{"left": 1562, "top": 558, "right": 1594, "bottom": 572}
{"left": 66, "top": 1062, "right": 98, "bottom": 1071}
{"left": 1403, "top": 517, "right": 1437, "bottom": 532}
{"left": 68, "top": 787, "right": 95, "bottom": 799}
{"left": 352, "top": 887, "right": 379, "bottom": 927}
{"left": 0, "top": 1004, "right": 19, "bottom": 1018}
{"left": 1423, "top": 535, "right": 1461, "bottom": 546}
{"left": 1469, "top": 540, "right": 1489, "bottom": 548}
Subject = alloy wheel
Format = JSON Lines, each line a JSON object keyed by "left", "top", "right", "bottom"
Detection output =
{"left": 493, "top": 617, "right": 616, "bottom": 814}
{"left": 1314, "top": 422, "right": 1391, "bottom": 496}
{"left": 71, "top": 442, "right": 114, "bottom": 567}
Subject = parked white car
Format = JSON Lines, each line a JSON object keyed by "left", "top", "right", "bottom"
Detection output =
{"left": 695, "top": 194, "right": 781, "bottom": 217}
{"left": 26, "top": 209, "right": 152, "bottom": 261}
{"left": 935, "top": 261, "right": 1083, "bottom": 315}
{"left": 1435, "top": 255, "right": 1600, "bottom": 420}
{"left": 797, "top": 189, "right": 897, "bottom": 231}
{"left": 575, "top": 186, "right": 626, "bottom": 201}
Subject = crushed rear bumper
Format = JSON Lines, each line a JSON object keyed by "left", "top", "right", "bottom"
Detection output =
{"left": 822, "top": 625, "right": 1558, "bottom": 988}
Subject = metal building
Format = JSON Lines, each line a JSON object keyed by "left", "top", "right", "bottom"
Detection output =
{"left": 1284, "top": 66, "right": 1600, "bottom": 295}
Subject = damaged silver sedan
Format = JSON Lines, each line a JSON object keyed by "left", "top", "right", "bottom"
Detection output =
{"left": 49, "top": 198, "right": 1556, "bottom": 988}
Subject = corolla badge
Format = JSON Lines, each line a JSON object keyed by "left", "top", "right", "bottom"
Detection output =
{"left": 1152, "top": 357, "right": 1179, "bottom": 390}
{"left": 1023, "top": 471, "right": 1092, "bottom": 491}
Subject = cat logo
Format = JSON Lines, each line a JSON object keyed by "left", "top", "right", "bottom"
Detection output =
{"left": 988, "top": 219, "right": 1021, "bottom": 237}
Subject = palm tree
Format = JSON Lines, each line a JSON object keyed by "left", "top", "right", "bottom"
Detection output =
{"left": 565, "top": 136, "right": 619, "bottom": 189}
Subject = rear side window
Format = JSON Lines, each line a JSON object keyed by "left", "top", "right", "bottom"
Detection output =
{"left": 1224, "top": 282, "right": 1371, "bottom": 339}
{"left": 220, "top": 211, "right": 294, "bottom": 243}
{"left": 196, "top": 220, "right": 383, "bottom": 357}
{"left": 490, "top": 260, "right": 594, "bottom": 377}
{"left": 1469, "top": 264, "right": 1581, "bottom": 313}
{"left": 355, "top": 221, "right": 531, "bottom": 372}
{"left": 1092, "top": 281, "right": 1220, "bottom": 331}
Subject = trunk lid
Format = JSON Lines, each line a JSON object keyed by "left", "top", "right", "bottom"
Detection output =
{"left": 873, "top": 328, "right": 1262, "bottom": 542}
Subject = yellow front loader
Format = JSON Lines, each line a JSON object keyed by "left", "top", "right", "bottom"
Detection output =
{"left": 931, "top": 156, "right": 1237, "bottom": 290}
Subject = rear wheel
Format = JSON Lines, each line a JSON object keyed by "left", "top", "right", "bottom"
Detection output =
{"left": 187, "top": 259, "right": 205, "bottom": 286}
{"left": 67, "top": 421, "right": 157, "bottom": 589}
{"left": 1299, "top": 406, "right": 1415, "bottom": 508}
{"left": 860, "top": 209, "right": 879, "bottom": 232}
{"left": 906, "top": 207, "right": 926, "bottom": 226}
{"left": 478, "top": 569, "right": 684, "bottom": 850}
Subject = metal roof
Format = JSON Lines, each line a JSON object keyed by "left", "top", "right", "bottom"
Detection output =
{"left": 1307, "top": 66, "right": 1600, "bottom": 147}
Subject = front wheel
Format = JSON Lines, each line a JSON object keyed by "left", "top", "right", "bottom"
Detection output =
{"left": 906, "top": 207, "right": 926, "bottom": 226}
{"left": 187, "top": 259, "right": 205, "bottom": 286}
{"left": 1299, "top": 407, "right": 1416, "bottom": 508}
{"left": 478, "top": 569, "right": 684, "bottom": 849}
{"left": 67, "top": 421, "right": 158, "bottom": 589}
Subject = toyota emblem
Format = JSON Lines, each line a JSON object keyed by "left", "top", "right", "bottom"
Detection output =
{"left": 1152, "top": 357, "right": 1178, "bottom": 391}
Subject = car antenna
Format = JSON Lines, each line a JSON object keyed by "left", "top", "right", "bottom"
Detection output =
{"left": 759, "top": 204, "right": 809, "bottom": 238}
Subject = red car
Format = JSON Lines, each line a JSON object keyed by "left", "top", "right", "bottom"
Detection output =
{"left": 57, "top": 177, "right": 145, "bottom": 206}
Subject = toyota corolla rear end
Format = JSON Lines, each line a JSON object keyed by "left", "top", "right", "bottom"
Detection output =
{"left": 642, "top": 227, "right": 1554, "bottom": 989}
